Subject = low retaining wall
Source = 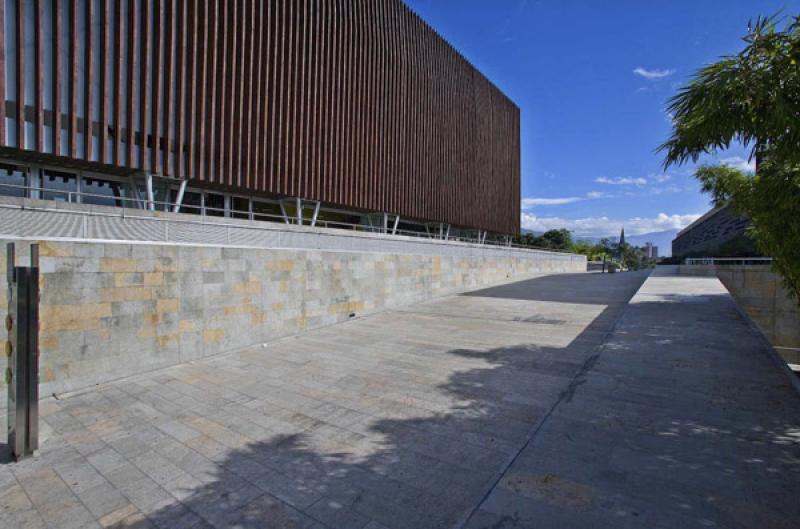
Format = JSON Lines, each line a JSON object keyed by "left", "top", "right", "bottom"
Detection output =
{"left": 679, "top": 265, "right": 800, "bottom": 365}
{"left": 2, "top": 239, "right": 585, "bottom": 397}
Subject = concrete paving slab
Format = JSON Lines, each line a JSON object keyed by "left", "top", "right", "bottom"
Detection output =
{"left": 466, "top": 267, "right": 800, "bottom": 529}
{"left": 1, "top": 268, "right": 796, "bottom": 529}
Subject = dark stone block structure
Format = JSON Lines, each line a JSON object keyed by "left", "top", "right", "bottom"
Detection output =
{"left": 672, "top": 205, "right": 751, "bottom": 258}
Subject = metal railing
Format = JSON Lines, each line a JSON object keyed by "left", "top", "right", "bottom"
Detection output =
{"left": 0, "top": 182, "right": 576, "bottom": 255}
{"left": 684, "top": 257, "right": 773, "bottom": 266}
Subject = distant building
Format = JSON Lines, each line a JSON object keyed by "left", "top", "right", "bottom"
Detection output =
{"left": 644, "top": 243, "right": 658, "bottom": 259}
{"left": 672, "top": 206, "right": 751, "bottom": 258}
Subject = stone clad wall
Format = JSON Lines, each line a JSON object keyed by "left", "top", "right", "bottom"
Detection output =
{"left": 1, "top": 240, "right": 585, "bottom": 397}
{"left": 679, "top": 264, "right": 800, "bottom": 365}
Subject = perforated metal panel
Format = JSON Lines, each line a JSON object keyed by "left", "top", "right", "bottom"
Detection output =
{"left": 0, "top": 202, "right": 584, "bottom": 266}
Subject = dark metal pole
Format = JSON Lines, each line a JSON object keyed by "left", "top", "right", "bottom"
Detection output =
{"left": 6, "top": 243, "right": 40, "bottom": 460}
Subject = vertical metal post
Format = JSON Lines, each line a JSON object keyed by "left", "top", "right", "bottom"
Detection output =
{"left": 296, "top": 197, "right": 302, "bottom": 226}
{"left": 382, "top": 213, "right": 388, "bottom": 234}
{"left": 6, "top": 243, "right": 39, "bottom": 461}
{"left": 172, "top": 179, "right": 187, "bottom": 213}
{"left": 145, "top": 173, "right": 155, "bottom": 211}
{"left": 391, "top": 215, "right": 400, "bottom": 235}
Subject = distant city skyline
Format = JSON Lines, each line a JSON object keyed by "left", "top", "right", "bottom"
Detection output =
{"left": 405, "top": 0, "right": 795, "bottom": 237}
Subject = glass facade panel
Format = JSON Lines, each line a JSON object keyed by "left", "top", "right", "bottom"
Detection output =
{"left": 170, "top": 189, "right": 202, "bottom": 215}
{"left": 252, "top": 201, "right": 282, "bottom": 222}
{"left": 81, "top": 177, "right": 133, "bottom": 207}
{"left": 205, "top": 193, "right": 225, "bottom": 217}
{"left": 231, "top": 197, "right": 250, "bottom": 219}
{"left": 0, "top": 164, "right": 27, "bottom": 197}
{"left": 41, "top": 169, "right": 77, "bottom": 201}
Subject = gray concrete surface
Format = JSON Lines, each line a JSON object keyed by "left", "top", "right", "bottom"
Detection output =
{"left": 1, "top": 268, "right": 798, "bottom": 529}
{"left": 680, "top": 264, "right": 800, "bottom": 367}
{"left": 466, "top": 266, "right": 800, "bottom": 528}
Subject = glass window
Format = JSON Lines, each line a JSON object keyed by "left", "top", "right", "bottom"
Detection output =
{"left": 170, "top": 189, "right": 202, "bottom": 215}
{"left": 0, "top": 164, "right": 28, "bottom": 197}
{"left": 231, "top": 197, "right": 250, "bottom": 219}
{"left": 81, "top": 176, "right": 132, "bottom": 207}
{"left": 205, "top": 193, "right": 225, "bottom": 217}
{"left": 252, "top": 200, "right": 282, "bottom": 223}
{"left": 41, "top": 169, "right": 77, "bottom": 201}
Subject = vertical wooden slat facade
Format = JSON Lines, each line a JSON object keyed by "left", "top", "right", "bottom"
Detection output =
{"left": 0, "top": 0, "right": 520, "bottom": 234}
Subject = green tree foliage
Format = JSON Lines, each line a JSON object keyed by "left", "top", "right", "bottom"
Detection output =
{"left": 660, "top": 14, "right": 800, "bottom": 302}
{"left": 514, "top": 229, "right": 574, "bottom": 250}
{"left": 541, "top": 229, "right": 573, "bottom": 250}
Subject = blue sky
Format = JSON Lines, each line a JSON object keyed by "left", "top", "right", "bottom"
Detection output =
{"left": 404, "top": 0, "right": 798, "bottom": 238}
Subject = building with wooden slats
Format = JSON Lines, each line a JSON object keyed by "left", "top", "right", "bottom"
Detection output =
{"left": 0, "top": 0, "right": 520, "bottom": 237}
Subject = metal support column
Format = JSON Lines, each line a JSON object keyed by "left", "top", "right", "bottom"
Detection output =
{"left": 391, "top": 215, "right": 400, "bottom": 235}
{"left": 145, "top": 173, "right": 155, "bottom": 211}
{"left": 310, "top": 201, "right": 321, "bottom": 227}
{"left": 296, "top": 197, "right": 303, "bottom": 225}
{"left": 279, "top": 200, "right": 290, "bottom": 224}
{"left": 172, "top": 180, "right": 188, "bottom": 213}
{"left": 6, "top": 243, "right": 40, "bottom": 461}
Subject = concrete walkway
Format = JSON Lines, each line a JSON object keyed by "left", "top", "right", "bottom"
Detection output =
{"left": 1, "top": 268, "right": 798, "bottom": 529}
{"left": 466, "top": 267, "right": 800, "bottom": 528}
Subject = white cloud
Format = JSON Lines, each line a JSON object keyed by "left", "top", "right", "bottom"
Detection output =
{"left": 720, "top": 156, "right": 756, "bottom": 173}
{"left": 649, "top": 173, "right": 672, "bottom": 183}
{"left": 521, "top": 197, "right": 584, "bottom": 207}
{"left": 633, "top": 67, "right": 676, "bottom": 80}
{"left": 520, "top": 212, "right": 701, "bottom": 238}
{"left": 595, "top": 176, "right": 648, "bottom": 186}
{"left": 521, "top": 191, "right": 611, "bottom": 209}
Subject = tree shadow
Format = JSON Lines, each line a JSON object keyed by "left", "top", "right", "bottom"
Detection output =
{"left": 461, "top": 271, "right": 651, "bottom": 305}
{"left": 111, "top": 297, "right": 799, "bottom": 528}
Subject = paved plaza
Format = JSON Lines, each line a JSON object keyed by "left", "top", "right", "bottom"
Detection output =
{"left": 2, "top": 268, "right": 799, "bottom": 529}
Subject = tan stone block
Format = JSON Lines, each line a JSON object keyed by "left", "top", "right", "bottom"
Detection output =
{"left": 40, "top": 303, "right": 112, "bottom": 331}
{"left": 100, "top": 257, "right": 139, "bottom": 273}
{"left": 233, "top": 281, "right": 261, "bottom": 295}
{"left": 179, "top": 319, "right": 196, "bottom": 333}
{"left": 40, "top": 334, "right": 59, "bottom": 351}
{"left": 158, "top": 334, "right": 178, "bottom": 347}
{"left": 156, "top": 298, "right": 179, "bottom": 313}
{"left": 100, "top": 286, "right": 152, "bottom": 302}
{"left": 203, "top": 328, "right": 225, "bottom": 344}
{"left": 42, "top": 366, "right": 56, "bottom": 383}
{"left": 138, "top": 326, "right": 157, "bottom": 338}
{"left": 224, "top": 304, "right": 252, "bottom": 316}
{"left": 143, "top": 272, "right": 164, "bottom": 286}
{"left": 38, "top": 241, "right": 73, "bottom": 257}
{"left": 114, "top": 273, "right": 143, "bottom": 287}
{"left": 267, "top": 259, "right": 294, "bottom": 272}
